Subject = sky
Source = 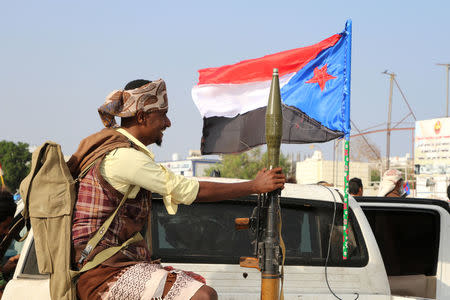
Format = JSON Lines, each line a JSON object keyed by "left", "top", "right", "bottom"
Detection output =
{"left": 1, "top": 1, "right": 449, "bottom": 162}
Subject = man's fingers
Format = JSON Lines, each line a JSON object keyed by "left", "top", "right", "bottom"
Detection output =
{"left": 267, "top": 168, "right": 284, "bottom": 177}
{"left": 269, "top": 176, "right": 284, "bottom": 182}
{"left": 273, "top": 173, "right": 285, "bottom": 178}
{"left": 257, "top": 168, "right": 268, "bottom": 176}
{"left": 270, "top": 179, "right": 285, "bottom": 186}
{"left": 255, "top": 167, "right": 286, "bottom": 194}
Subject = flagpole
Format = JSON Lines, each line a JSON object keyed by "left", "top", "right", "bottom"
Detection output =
{"left": 343, "top": 138, "right": 349, "bottom": 259}
{"left": 343, "top": 19, "right": 352, "bottom": 260}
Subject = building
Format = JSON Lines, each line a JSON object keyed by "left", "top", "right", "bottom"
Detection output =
{"left": 295, "top": 150, "right": 373, "bottom": 194}
{"left": 159, "top": 151, "right": 220, "bottom": 177}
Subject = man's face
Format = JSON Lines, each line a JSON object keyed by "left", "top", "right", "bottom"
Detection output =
{"left": 397, "top": 179, "right": 404, "bottom": 194}
{"left": 142, "top": 109, "right": 171, "bottom": 146}
{"left": 356, "top": 187, "right": 363, "bottom": 197}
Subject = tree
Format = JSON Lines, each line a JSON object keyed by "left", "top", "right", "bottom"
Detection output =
{"left": 204, "top": 147, "right": 291, "bottom": 180}
{"left": 370, "top": 168, "right": 380, "bottom": 182}
{"left": 0, "top": 141, "right": 32, "bottom": 191}
{"left": 350, "top": 136, "right": 381, "bottom": 162}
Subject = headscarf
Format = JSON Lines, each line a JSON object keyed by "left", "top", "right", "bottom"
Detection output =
{"left": 377, "top": 169, "right": 403, "bottom": 196}
{"left": 98, "top": 79, "right": 168, "bottom": 128}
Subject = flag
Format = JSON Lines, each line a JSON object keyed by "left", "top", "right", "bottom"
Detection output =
{"left": 403, "top": 181, "right": 410, "bottom": 196}
{"left": 192, "top": 20, "right": 351, "bottom": 154}
{"left": 0, "top": 162, "right": 3, "bottom": 177}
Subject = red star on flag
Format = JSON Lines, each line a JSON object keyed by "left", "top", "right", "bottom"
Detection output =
{"left": 305, "top": 64, "right": 336, "bottom": 91}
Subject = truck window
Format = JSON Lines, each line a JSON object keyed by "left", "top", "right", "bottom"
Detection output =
{"left": 151, "top": 197, "right": 368, "bottom": 267}
{"left": 362, "top": 208, "right": 440, "bottom": 276}
{"left": 20, "top": 239, "right": 41, "bottom": 276}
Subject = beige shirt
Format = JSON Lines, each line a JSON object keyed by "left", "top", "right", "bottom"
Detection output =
{"left": 99, "top": 128, "right": 199, "bottom": 215}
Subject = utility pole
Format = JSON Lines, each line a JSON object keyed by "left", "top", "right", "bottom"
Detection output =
{"left": 383, "top": 71, "right": 395, "bottom": 170}
{"left": 436, "top": 63, "right": 450, "bottom": 117}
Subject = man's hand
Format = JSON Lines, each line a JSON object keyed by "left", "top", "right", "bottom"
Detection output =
{"left": 252, "top": 167, "right": 285, "bottom": 194}
{"left": 2, "top": 254, "right": 20, "bottom": 275}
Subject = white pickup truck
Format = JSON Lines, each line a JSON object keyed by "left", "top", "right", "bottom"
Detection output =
{"left": 2, "top": 181, "right": 450, "bottom": 299}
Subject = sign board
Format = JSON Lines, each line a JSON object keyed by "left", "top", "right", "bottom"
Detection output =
{"left": 414, "top": 117, "right": 449, "bottom": 200}
{"left": 414, "top": 117, "right": 450, "bottom": 175}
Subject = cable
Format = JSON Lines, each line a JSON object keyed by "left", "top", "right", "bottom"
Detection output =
{"left": 350, "top": 121, "right": 382, "bottom": 163}
{"left": 323, "top": 186, "right": 342, "bottom": 300}
{"left": 323, "top": 186, "right": 359, "bottom": 300}
{"left": 393, "top": 78, "right": 417, "bottom": 121}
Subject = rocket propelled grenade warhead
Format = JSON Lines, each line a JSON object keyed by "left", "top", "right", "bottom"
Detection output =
{"left": 265, "top": 68, "right": 282, "bottom": 169}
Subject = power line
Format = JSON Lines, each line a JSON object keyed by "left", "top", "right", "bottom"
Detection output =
{"left": 393, "top": 78, "right": 416, "bottom": 121}
{"left": 350, "top": 120, "right": 382, "bottom": 163}
{"left": 392, "top": 112, "right": 412, "bottom": 129}
{"left": 360, "top": 122, "right": 387, "bottom": 132}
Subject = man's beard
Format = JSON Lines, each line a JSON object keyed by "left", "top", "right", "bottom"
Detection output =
{"left": 156, "top": 128, "right": 166, "bottom": 146}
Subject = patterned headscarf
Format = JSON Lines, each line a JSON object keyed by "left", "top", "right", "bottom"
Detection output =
{"left": 98, "top": 79, "right": 168, "bottom": 128}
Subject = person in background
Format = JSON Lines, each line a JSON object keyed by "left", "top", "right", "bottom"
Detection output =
{"left": 349, "top": 177, "right": 363, "bottom": 197}
{"left": 377, "top": 169, "right": 405, "bottom": 197}
{"left": 0, "top": 189, "right": 19, "bottom": 297}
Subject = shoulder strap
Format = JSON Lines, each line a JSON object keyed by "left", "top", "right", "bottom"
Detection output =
{"left": 79, "top": 232, "right": 143, "bottom": 273}
{"left": 78, "top": 184, "right": 135, "bottom": 265}
{"left": 71, "top": 231, "right": 143, "bottom": 282}
{"left": 76, "top": 158, "right": 100, "bottom": 181}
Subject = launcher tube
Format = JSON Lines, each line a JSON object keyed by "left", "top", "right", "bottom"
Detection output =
{"left": 265, "top": 68, "right": 282, "bottom": 169}
{"left": 261, "top": 68, "right": 282, "bottom": 300}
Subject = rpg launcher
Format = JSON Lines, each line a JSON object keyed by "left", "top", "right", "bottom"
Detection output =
{"left": 235, "top": 68, "right": 283, "bottom": 300}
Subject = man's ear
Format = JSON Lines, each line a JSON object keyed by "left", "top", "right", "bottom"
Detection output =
{"left": 136, "top": 110, "right": 146, "bottom": 125}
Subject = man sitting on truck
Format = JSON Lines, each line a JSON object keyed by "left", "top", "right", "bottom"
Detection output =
{"left": 377, "top": 169, "right": 405, "bottom": 197}
{"left": 68, "top": 79, "right": 285, "bottom": 300}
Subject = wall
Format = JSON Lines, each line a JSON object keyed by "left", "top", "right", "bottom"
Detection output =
{"left": 296, "top": 159, "right": 370, "bottom": 191}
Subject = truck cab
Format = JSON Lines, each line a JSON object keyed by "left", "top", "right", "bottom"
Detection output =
{"left": 2, "top": 181, "right": 449, "bottom": 299}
